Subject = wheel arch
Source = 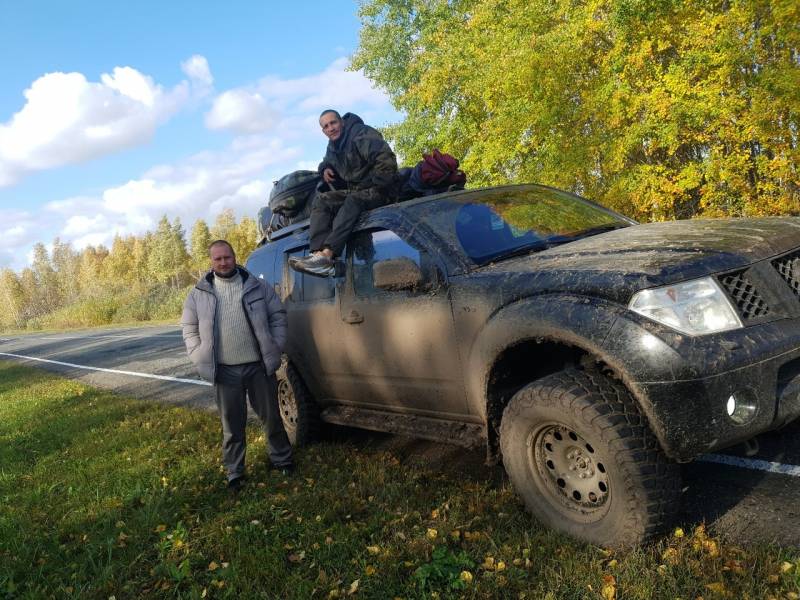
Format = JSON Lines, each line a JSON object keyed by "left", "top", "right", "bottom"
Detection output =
{"left": 466, "top": 295, "right": 657, "bottom": 463}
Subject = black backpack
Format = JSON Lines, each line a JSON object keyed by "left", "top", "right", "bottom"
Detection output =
{"left": 268, "top": 170, "right": 321, "bottom": 218}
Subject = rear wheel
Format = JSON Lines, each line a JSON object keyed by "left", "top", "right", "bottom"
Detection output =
{"left": 500, "top": 369, "right": 680, "bottom": 547}
{"left": 276, "top": 360, "right": 321, "bottom": 446}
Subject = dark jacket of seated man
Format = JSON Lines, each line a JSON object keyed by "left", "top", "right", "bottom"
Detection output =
{"left": 296, "top": 111, "right": 399, "bottom": 274}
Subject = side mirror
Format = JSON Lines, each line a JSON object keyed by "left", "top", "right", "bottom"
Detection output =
{"left": 373, "top": 257, "right": 424, "bottom": 291}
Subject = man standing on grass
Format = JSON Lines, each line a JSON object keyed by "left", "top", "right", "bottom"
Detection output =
{"left": 289, "top": 109, "right": 399, "bottom": 277}
{"left": 181, "top": 239, "right": 293, "bottom": 492}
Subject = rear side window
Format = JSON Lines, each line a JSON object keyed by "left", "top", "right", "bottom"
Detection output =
{"left": 283, "top": 248, "right": 335, "bottom": 303}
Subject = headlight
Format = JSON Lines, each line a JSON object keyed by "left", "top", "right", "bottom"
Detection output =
{"left": 628, "top": 276, "right": 743, "bottom": 336}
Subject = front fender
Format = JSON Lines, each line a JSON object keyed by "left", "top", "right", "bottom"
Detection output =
{"left": 465, "top": 294, "right": 629, "bottom": 418}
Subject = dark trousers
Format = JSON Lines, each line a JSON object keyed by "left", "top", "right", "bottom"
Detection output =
{"left": 214, "top": 362, "right": 293, "bottom": 481}
{"left": 309, "top": 188, "right": 388, "bottom": 256}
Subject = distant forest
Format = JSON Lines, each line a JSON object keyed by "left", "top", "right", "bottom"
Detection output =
{"left": 0, "top": 210, "right": 257, "bottom": 331}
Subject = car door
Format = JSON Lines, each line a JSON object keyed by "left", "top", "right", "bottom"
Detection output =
{"left": 279, "top": 242, "right": 346, "bottom": 405}
{"left": 335, "top": 227, "right": 469, "bottom": 418}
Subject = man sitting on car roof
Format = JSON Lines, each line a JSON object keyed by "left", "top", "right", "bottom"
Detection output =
{"left": 289, "top": 109, "right": 399, "bottom": 277}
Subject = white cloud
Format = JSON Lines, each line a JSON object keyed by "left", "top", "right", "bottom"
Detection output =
{"left": 204, "top": 57, "right": 390, "bottom": 135}
{"left": 181, "top": 55, "right": 213, "bottom": 87}
{"left": 0, "top": 56, "right": 212, "bottom": 187}
{"left": 205, "top": 90, "right": 277, "bottom": 134}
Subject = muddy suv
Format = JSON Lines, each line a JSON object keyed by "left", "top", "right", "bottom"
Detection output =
{"left": 245, "top": 184, "right": 800, "bottom": 547}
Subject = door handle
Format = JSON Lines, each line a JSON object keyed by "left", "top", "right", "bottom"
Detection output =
{"left": 344, "top": 310, "right": 364, "bottom": 324}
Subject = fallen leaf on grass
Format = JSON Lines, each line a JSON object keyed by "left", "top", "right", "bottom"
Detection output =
{"left": 288, "top": 552, "right": 305, "bottom": 563}
{"left": 426, "top": 528, "right": 438, "bottom": 540}
{"left": 348, "top": 579, "right": 359, "bottom": 595}
{"left": 460, "top": 570, "right": 473, "bottom": 584}
{"left": 723, "top": 559, "right": 745, "bottom": 575}
{"left": 601, "top": 575, "right": 616, "bottom": 600}
{"left": 702, "top": 540, "right": 720, "bottom": 558}
{"left": 662, "top": 547, "right": 679, "bottom": 565}
{"left": 207, "top": 561, "right": 219, "bottom": 571}
{"left": 366, "top": 545, "right": 380, "bottom": 555}
{"left": 781, "top": 561, "right": 794, "bottom": 573}
{"left": 365, "top": 565, "right": 376, "bottom": 576}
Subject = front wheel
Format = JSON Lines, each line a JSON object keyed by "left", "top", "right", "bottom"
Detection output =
{"left": 275, "top": 359, "right": 321, "bottom": 446}
{"left": 500, "top": 369, "right": 680, "bottom": 547}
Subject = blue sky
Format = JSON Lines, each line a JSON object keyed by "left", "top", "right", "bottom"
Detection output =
{"left": 0, "top": 0, "right": 398, "bottom": 269}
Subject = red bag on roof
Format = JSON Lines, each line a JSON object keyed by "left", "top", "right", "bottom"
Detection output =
{"left": 419, "top": 149, "right": 467, "bottom": 187}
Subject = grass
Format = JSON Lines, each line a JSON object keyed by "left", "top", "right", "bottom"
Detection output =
{"left": 1, "top": 361, "right": 799, "bottom": 599}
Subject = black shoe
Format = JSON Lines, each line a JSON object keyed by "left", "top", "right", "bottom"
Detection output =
{"left": 289, "top": 254, "right": 334, "bottom": 277}
{"left": 227, "top": 476, "right": 246, "bottom": 492}
{"left": 273, "top": 463, "right": 295, "bottom": 477}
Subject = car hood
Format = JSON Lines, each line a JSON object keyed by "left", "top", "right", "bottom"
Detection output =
{"left": 473, "top": 217, "right": 800, "bottom": 304}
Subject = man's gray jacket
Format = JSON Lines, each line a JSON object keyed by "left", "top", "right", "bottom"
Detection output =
{"left": 181, "top": 266, "right": 287, "bottom": 382}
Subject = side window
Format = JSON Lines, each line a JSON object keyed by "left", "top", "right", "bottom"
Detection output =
{"left": 285, "top": 250, "right": 304, "bottom": 303}
{"left": 304, "top": 270, "right": 336, "bottom": 301}
{"left": 348, "top": 229, "right": 434, "bottom": 298}
{"left": 283, "top": 248, "right": 336, "bottom": 304}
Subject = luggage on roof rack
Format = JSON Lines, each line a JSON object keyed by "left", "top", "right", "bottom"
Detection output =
{"left": 269, "top": 170, "right": 321, "bottom": 218}
{"left": 398, "top": 149, "right": 467, "bottom": 201}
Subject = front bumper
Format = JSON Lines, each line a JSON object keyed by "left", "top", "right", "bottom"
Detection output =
{"left": 602, "top": 315, "right": 800, "bottom": 461}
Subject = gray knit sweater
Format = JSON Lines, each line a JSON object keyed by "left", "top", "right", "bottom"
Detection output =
{"left": 213, "top": 272, "right": 261, "bottom": 365}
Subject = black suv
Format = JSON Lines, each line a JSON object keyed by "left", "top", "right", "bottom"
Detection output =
{"left": 245, "top": 184, "right": 800, "bottom": 547}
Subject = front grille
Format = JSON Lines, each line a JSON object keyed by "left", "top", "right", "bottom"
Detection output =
{"left": 719, "top": 271, "right": 770, "bottom": 320}
{"left": 773, "top": 250, "right": 800, "bottom": 299}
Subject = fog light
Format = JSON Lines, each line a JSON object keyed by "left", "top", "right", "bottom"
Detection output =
{"left": 726, "top": 393, "right": 758, "bottom": 425}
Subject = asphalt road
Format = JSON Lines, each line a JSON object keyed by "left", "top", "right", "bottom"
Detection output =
{"left": 2, "top": 324, "right": 799, "bottom": 546}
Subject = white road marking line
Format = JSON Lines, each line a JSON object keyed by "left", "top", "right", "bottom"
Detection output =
{"left": 0, "top": 352, "right": 212, "bottom": 387}
{"left": 698, "top": 453, "right": 800, "bottom": 477}
{"left": 33, "top": 334, "right": 183, "bottom": 340}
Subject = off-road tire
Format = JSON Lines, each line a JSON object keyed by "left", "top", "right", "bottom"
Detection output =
{"left": 276, "top": 359, "right": 321, "bottom": 446}
{"left": 500, "top": 369, "right": 680, "bottom": 547}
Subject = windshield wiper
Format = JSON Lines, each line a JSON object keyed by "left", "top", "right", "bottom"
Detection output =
{"left": 485, "top": 241, "right": 552, "bottom": 262}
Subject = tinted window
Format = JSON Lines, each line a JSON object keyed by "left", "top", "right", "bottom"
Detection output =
{"left": 284, "top": 249, "right": 335, "bottom": 303}
{"left": 304, "top": 270, "right": 336, "bottom": 301}
{"left": 285, "top": 250, "right": 304, "bottom": 303}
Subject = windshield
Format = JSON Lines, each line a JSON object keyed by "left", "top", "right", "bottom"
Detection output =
{"left": 407, "top": 186, "right": 633, "bottom": 265}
